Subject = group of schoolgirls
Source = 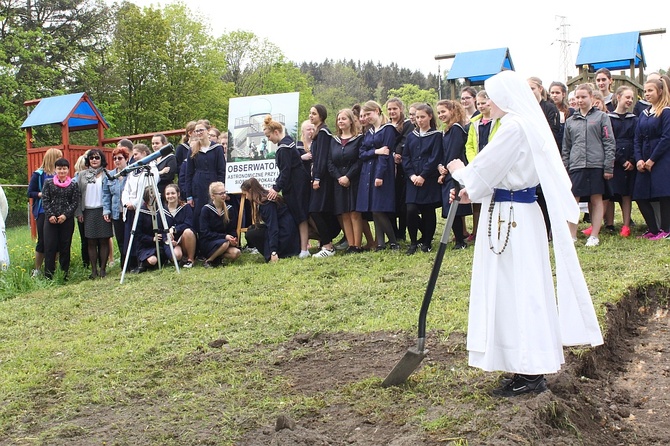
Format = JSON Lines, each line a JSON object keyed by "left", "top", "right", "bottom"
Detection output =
{"left": 557, "top": 70, "right": 670, "bottom": 246}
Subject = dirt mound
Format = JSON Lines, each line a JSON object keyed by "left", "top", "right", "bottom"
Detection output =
{"left": 236, "top": 286, "right": 670, "bottom": 446}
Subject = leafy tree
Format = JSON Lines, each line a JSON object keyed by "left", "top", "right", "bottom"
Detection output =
{"left": 387, "top": 84, "right": 438, "bottom": 110}
{"left": 216, "top": 30, "right": 284, "bottom": 97}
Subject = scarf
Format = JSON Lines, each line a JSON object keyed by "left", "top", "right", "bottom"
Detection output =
{"left": 53, "top": 176, "right": 72, "bottom": 188}
{"left": 82, "top": 167, "right": 104, "bottom": 184}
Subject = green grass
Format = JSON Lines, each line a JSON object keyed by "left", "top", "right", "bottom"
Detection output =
{"left": 1, "top": 214, "right": 669, "bottom": 445}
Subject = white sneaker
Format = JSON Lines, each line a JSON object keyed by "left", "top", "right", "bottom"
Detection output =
{"left": 31, "top": 269, "right": 41, "bottom": 278}
{"left": 585, "top": 236, "right": 599, "bottom": 247}
{"left": 312, "top": 248, "right": 335, "bottom": 258}
{"left": 298, "top": 250, "right": 311, "bottom": 259}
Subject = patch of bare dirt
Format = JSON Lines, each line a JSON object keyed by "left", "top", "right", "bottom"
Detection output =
{"left": 237, "top": 287, "right": 670, "bottom": 446}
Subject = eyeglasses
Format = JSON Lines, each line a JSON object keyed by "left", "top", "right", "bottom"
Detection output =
{"left": 461, "top": 96, "right": 473, "bottom": 101}
{"left": 113, "top": 156, "right": 125, "bottom": 161}
{"left": 89, "top": 155, "right": 101, "bottom": 160}
{"left": 208, "top": 133, "right": 217, "bottom": 138}
{"left": 194, "top": 128, "right": 207, "bottom": 133}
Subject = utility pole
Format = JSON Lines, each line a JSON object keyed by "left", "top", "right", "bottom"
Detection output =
{"left": 554, "top": 15, "right": 575, "bottom": 82}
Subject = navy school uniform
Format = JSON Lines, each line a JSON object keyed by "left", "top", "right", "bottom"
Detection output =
{"left": 136, "top": 206, "right": 170, "bottom": 263}
{"left": 633, "top": 107, "right": 670, "bottom": 200}
{"left": 198, "top": 202, "right": 238, "bottom": 259}
{"left": 308, "top": 126, "right": 334, "bottom": 213}
{"left": 162, "top": 203, "right": 194, "bottom": 241}
{"left": 248, "top": 200, "right": 300, "bottom": 262}
{"left": 327, "top": 133, "right": 363, "bottom": 215}
{"left": 608, "top": 111, "right": 638, "bottom": 197}
{"left": 440, "top": 123, "right": 473, "bottom": 218}
{"left": 185, "top": 142, "right": 226, "bottom": 231}
{"left": 273, "top": 135, "right": 310, "bottom": 223}
{"left": 156, "top": 153, "right": 178, "bottom": 198}
{"left": 402, "top": 128, "right": 442, "bottom": 206}
{"left": 356, "top": 123, "right": 398, "bottom": 213}
{"left": 175, "top": 142, "right": 191, "bottom": 200}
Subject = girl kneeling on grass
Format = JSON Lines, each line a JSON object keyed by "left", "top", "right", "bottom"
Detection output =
{"left": 198, "top": 182, "right": 241, "bottom": 268}
{"left": 241, "top": 177, "right": 300, "bottom": 263}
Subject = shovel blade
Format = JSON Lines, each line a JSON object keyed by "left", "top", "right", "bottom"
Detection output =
{"left": 381, "top": 347, "right": 427, "bottom": 387}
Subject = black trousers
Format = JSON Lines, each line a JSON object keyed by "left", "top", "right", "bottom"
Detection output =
{"left": 44, "top": 218, "right": 75, "bottom": 279}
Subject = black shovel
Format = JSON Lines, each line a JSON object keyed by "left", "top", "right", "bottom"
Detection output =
{"left": 382, "top": 183, "right": 461, "bottom": 387}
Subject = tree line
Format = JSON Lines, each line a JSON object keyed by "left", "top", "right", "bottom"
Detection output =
{"left": 0, "top": 0, "right": 440, "bottom": 224}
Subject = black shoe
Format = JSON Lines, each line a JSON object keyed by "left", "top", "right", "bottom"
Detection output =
{"left": 406, "top": 244, "right": 419, "bottom": 255}
{"left": 452, "top": 241, "right": 467, "bottom": 250}
{"left": 493, "top": 374, "right": 547, "bottom": 397}
{"left": 420, "top": 243, "right": 432, "bottom": 253}
{"left": 345, "top": 246, "right": 362, "bottom": 254}
{"left": 583, "top": 213, "right": 591, "bottom": 223}
{"left": 375, "top": 245, "right": 386, "bottom": 252}
{"left": 605, "top": 225, "right": 616, "bottom": 233}
{"left": 130, "top": 265, "right": 146, "bottom": 274}
{"left": 202, "top": 260, "right": 213, "bottom": 269}
{"left": 389, "top": 243, "right": 401, "bottom": 251}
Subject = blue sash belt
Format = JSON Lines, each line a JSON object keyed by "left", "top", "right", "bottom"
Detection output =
{"left": 492, "top": 187, "right": 537, "bottom": 203}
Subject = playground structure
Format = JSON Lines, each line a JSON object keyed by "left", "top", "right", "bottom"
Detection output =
{"left": 435, "top": 47, "right": 515, "bottom": 99}
{"left": 436, "top": 28, "right": 666, "bottom": 101}
{"left": 567, "top": 29, "right": 665, "bottom": 96}
{"left": 21, "top": 92, "right": 184, "bottom": 236}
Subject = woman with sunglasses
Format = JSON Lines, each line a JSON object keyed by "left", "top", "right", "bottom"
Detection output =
{"left": 75, "top": 149, "right": 113, "bottom": 279}
{"left": 103, "top": 146, "right": 131, "bottom": 266}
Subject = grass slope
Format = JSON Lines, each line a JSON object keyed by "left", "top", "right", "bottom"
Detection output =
{"left": 1, "top": 217, "right": 669, "bottom": 445}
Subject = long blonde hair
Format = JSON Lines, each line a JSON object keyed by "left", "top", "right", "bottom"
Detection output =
{"left": 40, "top": 148, "right": 63, "bottom": 174}
{"left": 208, "top": 181, "right": 229, "bottom": 224}
{"left": 190, "top": 120, "right": 212, "bottom": 158}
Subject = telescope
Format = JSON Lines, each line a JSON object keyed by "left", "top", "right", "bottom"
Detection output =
{"left": 113, "top": 143, "right": 174, "bottom": 179}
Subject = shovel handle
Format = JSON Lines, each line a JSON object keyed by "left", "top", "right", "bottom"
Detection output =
{"left": 416, "top": 182, "right": 461, "bottom": 342}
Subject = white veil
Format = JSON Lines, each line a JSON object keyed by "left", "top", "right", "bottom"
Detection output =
{"left": 485, "top": 70, "right": 603, "bottom": 347}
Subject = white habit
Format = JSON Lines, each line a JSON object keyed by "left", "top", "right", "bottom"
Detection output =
{"left": 451, "top": 70, "right": 603, "bottom": 375}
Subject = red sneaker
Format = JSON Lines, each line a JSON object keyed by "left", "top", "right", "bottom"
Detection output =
{"left": 581, "top": 226, "right": 593, "bottom": 236}
{"left": 620, "top": 225, "right": 631, "bottom": 237}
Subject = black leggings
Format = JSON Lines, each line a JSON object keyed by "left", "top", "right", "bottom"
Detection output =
{"left": 637, "top": 197, "right": 670, "bottom": 233}
{"left": 406, "top": 203, "right": 437, "bottom": 245}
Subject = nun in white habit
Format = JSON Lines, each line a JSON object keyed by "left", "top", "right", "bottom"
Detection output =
{"left": 447, "top": 70, "right": 603, "bottom": 397}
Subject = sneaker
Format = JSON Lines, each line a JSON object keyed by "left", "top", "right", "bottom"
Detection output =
{"left": 344, "top": 246, "right": 362, "bottom": 254}
{"left": 620, "top": 225, "right": 631, "bottom": 237}
{"left": 453, "top": 241, "right": 467, "bottom": 250}
{"left": 493, "top": 374, "right": 547, "bottom": 397}
{"left": 182, "top": 260, "right": 193, "bottom": 269}
{"left": 334, "top": 239, "right": 349, "bottom": 251}
{"left": 31, "top": 269, "right": 41, "bottom": 278}
{"left": 420, "top": 243, "right": 432, "bottom": 253}
{"left": 585, "top": 236, "right": 600, "bottom": 247}
{"left": 312, "top": 247, "right": 335, "bottom": 258}
{"left": 638, "top": 231, "right": 656, "bottom": 239}
{"left": 406, "top": 244, "right": 419, "bottom": 255}
{"left": 605, "top": 225, "right": 616, "bottom": 233}
{"left": 388, "top": 243, "right": 401, "bottom": 251}
{"left": 581, "top": 226, "right": 593, "bottom": 236}
{"left": 650, "top": 231, "right": 670, "bottom": 241}
{"left": 298, "top": 250, "right": 311, "bottom": 259}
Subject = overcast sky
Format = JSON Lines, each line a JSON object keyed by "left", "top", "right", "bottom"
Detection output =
{"left": 113, "top": 0, "right": 668, "bottom": 90}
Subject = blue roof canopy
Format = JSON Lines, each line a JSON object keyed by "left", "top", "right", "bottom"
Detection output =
{"left": 446, "top": 48, "right": 514, "bottom": 83}
{"left": 575, "top": 31, "right": 646, "bottom": 71}
{"left": 21, "top": 92, "right": 108, "bottom": 130}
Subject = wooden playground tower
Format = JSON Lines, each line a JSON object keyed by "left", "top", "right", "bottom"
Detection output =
{"left": 21, "top": 92, "right": 184, "bottom": 237}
